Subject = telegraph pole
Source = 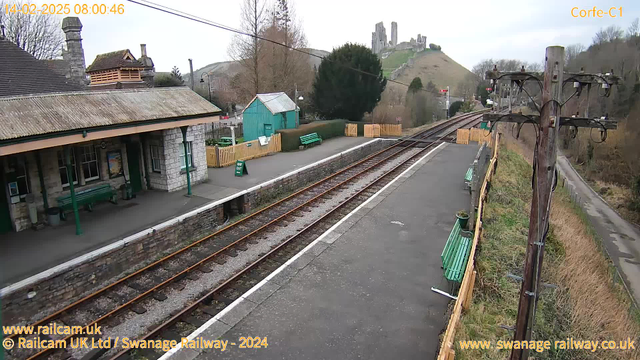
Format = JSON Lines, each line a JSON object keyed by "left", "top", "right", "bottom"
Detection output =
{"left": 484, "top": 46, "right": 619, "bottom": 360}
{"left": 509, "top": 46, "right": 564, "bottom": 360}
{"left": 483, "top": 58, "right": 618, "bottom": 357}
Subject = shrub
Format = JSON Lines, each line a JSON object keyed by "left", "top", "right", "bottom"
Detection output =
{"left": 277, "top": 120, "right": 346, "bottom": 151}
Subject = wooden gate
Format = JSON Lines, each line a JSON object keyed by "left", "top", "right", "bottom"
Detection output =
{"left": 364, "top": 124, "right": 381, "bottom": 138}
{"left": 456, "top": 129, "right": 470, "bottom": 144}
{"left": 345, "top": 123, "right": 358, "bottom": 137}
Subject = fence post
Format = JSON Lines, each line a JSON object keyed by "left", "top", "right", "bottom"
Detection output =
{"left": 468, "top": 159, "right": 479, "bottom": 229}
{"left": 214, "top": 144, "right": 220, "bottom": 168}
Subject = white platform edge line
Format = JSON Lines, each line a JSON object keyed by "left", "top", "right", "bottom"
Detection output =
{"left": 1, "top": 139, "right": 387, "bottom": 297}
{"left": 156, "top": 142, "right": 446, "bottom": 360}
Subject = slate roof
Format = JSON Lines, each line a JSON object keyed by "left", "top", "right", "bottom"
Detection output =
{"left": 0, "top": 40, "right": 84, "bottom": 97}
{"left": 244, "top": 92, "right": 297, "bottom": 115}
{"left": 0, "top": 87, "right": 222, "bottom": 142}
{"left": 41, "top": 59, "right": 70, "bottom": 76}
{"left": 86, "top": 50, "right": 144, "bottom": 72}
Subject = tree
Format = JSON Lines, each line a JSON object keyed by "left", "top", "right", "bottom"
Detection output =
{"left": 457, "top": 73, "right": 479, "bottom": 101}
{"left": 170, "top": 66, "right": 183, "bottom": 83}
{"left": 228, "top": 0, "right": 267, "bottom": 100}
{"left": 627, "top": 18, "right": 639, "bottom": 38}
{"left": 0, "top": 0, "right": 64, "bottom": 59}
{"left": 425, "top": 80, "right": 438, "bottom": 94}
{"left": 260, "top": 0, "right": 310, "bottom": 97}
{"left": 154, "top": 74, "right": 183, "bottom": 87}
{"left": 408, "top": 77, "right": 423, "bottom": 93}
{"left": 429, "top": 43, "right": 441, "bottom": 50}
{"left": 593, "top": 25, "right": 624, "bottom": 45}
{"left": 312, "top": 43, "right": 387, "bottom": 121}
{"left": 460, "top": 101, "right": 475, "bottom": 113}
{"left": 449, "top": 101, "right": 463, "bottom": 116}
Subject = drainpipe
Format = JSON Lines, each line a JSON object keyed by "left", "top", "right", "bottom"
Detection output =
{"left": 141, "top": 137, "right": 151, "bottom": 190}
{"left": 64, "top": 146, "right": 82, "bottom": 235}
{"left": 180, "top": 126, "right": 192, "bottom": 196}
{"left": 35, "top": 151, "right": 49, "bottom": 210}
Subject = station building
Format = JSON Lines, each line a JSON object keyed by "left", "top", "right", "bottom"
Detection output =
{"left": 0, "top": 18, "right": 221, "bottom": 234}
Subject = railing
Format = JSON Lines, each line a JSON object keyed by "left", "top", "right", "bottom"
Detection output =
{"left": 437, "top": 131, "right": 500, "bottom": 360}
{"left": 206, "top": 133, "right": 281, "bottom": 168}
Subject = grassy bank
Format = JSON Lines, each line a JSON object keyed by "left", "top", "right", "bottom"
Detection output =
{"left": 454, "top": 141, "right": 639, "bottom": 360}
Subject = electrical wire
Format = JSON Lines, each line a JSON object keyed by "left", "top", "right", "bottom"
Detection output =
{"left": 126, "top": 0, "right": 431, "bottom": 94}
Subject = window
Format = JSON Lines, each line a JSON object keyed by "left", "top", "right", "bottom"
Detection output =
{"left": 58, "top": 150, "right": 78, "bottom": 187}
{"left": 179, "top": 142, "right": 193, "bottom": 170}
{"left": 7, "top": 156, "right": 30, "bottom": 201}
{"left": 80, "top": 145, "right": 100, "bottom": 181}
{"left": 150, "top": 145, "right": 162, "bottom": 173}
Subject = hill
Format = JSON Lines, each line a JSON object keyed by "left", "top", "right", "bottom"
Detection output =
{"left": 383, "top": 50, "right": 473, "bottom": 97}
{"left": 184, "top": 48, "right": 329, "bottom": 88}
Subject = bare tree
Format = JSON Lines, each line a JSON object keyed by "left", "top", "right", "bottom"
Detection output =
{"left": 228, "top": 0, "right": 267, "bottom": 100}
{"left": 628, "top": 18, "right": 639, "bottom": 38}
{"left": 472, "top": 59, "right": 494, "bottom": 79}
{"left": 456, "top": 73, "right": 479, "bottom": 101}
{"left": 261, "top": 0, "right": 309, "bottom": 96}
{"left": 593, "top": 25, "right": 624, "bottom": 45}
{"left": 565, "top": 43, "right": 585, "bottom": 69}
{"left": 0, "top": 0, "right": 64, "bottom": 59}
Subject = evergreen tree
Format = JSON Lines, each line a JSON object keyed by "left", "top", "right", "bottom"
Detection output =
{"left": 170, "top": 66, "right": 184, "bottom": 83}
{"left": 311, "top": 43, "right": 386, "bottom": 121}
{"left": 408, "top": 77, "right": 423, "bottom": 93}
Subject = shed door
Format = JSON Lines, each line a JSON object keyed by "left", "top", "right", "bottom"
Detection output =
{"left": 264, "top": 124, "right": 273, "bottom": 137}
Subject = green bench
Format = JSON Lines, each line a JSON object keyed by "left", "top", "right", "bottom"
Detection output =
{"left": 217, "top": 137, "right": 233, "bottom": 147}
{"left": 56, "top": 183, "right": 117, "bottom": 220}
{"left": 464, "top": 167, "right": 473, "bottom": 185}
{"left": 441, "top": 219, "right": 473, "bottom": 284}
{"left": 300, "top": 133, "right": 322, "bottom": 146}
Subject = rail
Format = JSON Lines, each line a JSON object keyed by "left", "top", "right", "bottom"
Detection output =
{"left": 6, "top": 111, "right": 485, "bottom": 360}
{"left": 108, "top": 112, "right": 487, "bottom": 360}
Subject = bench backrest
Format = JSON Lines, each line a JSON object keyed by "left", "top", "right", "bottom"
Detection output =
{"left": 300, "top": 133, "right": 320, "bottom": 141}
{"left": 57, "top": 184, "right": 113, "bottom": 203}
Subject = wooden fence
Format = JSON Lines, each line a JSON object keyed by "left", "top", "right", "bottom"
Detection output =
{"left": 364, "top": 124, "right": 381, "bottom": 138}
{"left": 206, "top": 133, "right": 281, "bottom": 168}
{"left": 437, "top": 132, "right": 500, "bottom": 360}
{"left": 469, "top": 128, "right": 491, "bottom": 144}
{"left": 345, "top": 123, "right": 358, "bottom": 137}
{"left": 379, "top": 124, "right": 402, "bottom": 136}
{"left": 456, "top": 129, "right": 470, "bottom": 144}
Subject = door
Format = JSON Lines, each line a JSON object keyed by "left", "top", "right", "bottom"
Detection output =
{"left": 126, "top": 143, "right": 143, "bottom": 193}
{"left": 0, "top": 182, "right": 12, "bottom": 234}
{"left": 264, "top": 124, "right": 273, "bottom": 137}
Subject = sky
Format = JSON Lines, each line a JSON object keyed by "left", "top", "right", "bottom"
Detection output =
{"left": 27, "top": 0, "right": 640, "bottom": 72}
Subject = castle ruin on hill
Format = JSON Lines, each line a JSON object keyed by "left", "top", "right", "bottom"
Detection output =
{"left": 371, "top": 21, "right": 426, "bottom": 55}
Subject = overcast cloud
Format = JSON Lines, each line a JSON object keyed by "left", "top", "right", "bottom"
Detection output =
{"left": 31, "top": 0, "right": 640, "bottom": 72}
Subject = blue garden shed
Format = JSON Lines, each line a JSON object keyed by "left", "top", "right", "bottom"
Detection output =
{"left": 242, "top": 92, "right": 298, "bottom": 141}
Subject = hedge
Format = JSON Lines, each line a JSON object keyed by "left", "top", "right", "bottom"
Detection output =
{"left": 277, "top": 120, "right": 346, "bottom": 151}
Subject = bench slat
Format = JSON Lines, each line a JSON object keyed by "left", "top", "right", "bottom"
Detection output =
{"left": 442, "top": 219, "right": 473, "bottom": 283}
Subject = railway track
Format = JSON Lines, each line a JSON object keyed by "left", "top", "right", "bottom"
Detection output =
{"left": 5, "top": 111, "right": 485, "bottom": 360}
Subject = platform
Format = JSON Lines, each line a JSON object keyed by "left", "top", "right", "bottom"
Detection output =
{"left": 167, "top": 143, "right": 480, "bottom": 360}
{"left": 0, "top": 137, "right": 373, "bottom": 288}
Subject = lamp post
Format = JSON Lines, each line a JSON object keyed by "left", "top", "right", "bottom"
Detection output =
{"left": 294, "top": 84, "right": 304, "bottom": 128}
{"left": 200, "top": 72, "right": 212, "bottom": 102}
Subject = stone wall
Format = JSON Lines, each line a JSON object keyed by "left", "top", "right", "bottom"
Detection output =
{"left": 1, "top": 139, "right": 393, "bottom": 322}
{"left": 163, "top": 125, "right": 208, "bottom": 192}
{"left": 2, "top": 203, "right": 225, "bottom": 324}
{"left": 245, "top": 139, "right": 392, "bottom": 210}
